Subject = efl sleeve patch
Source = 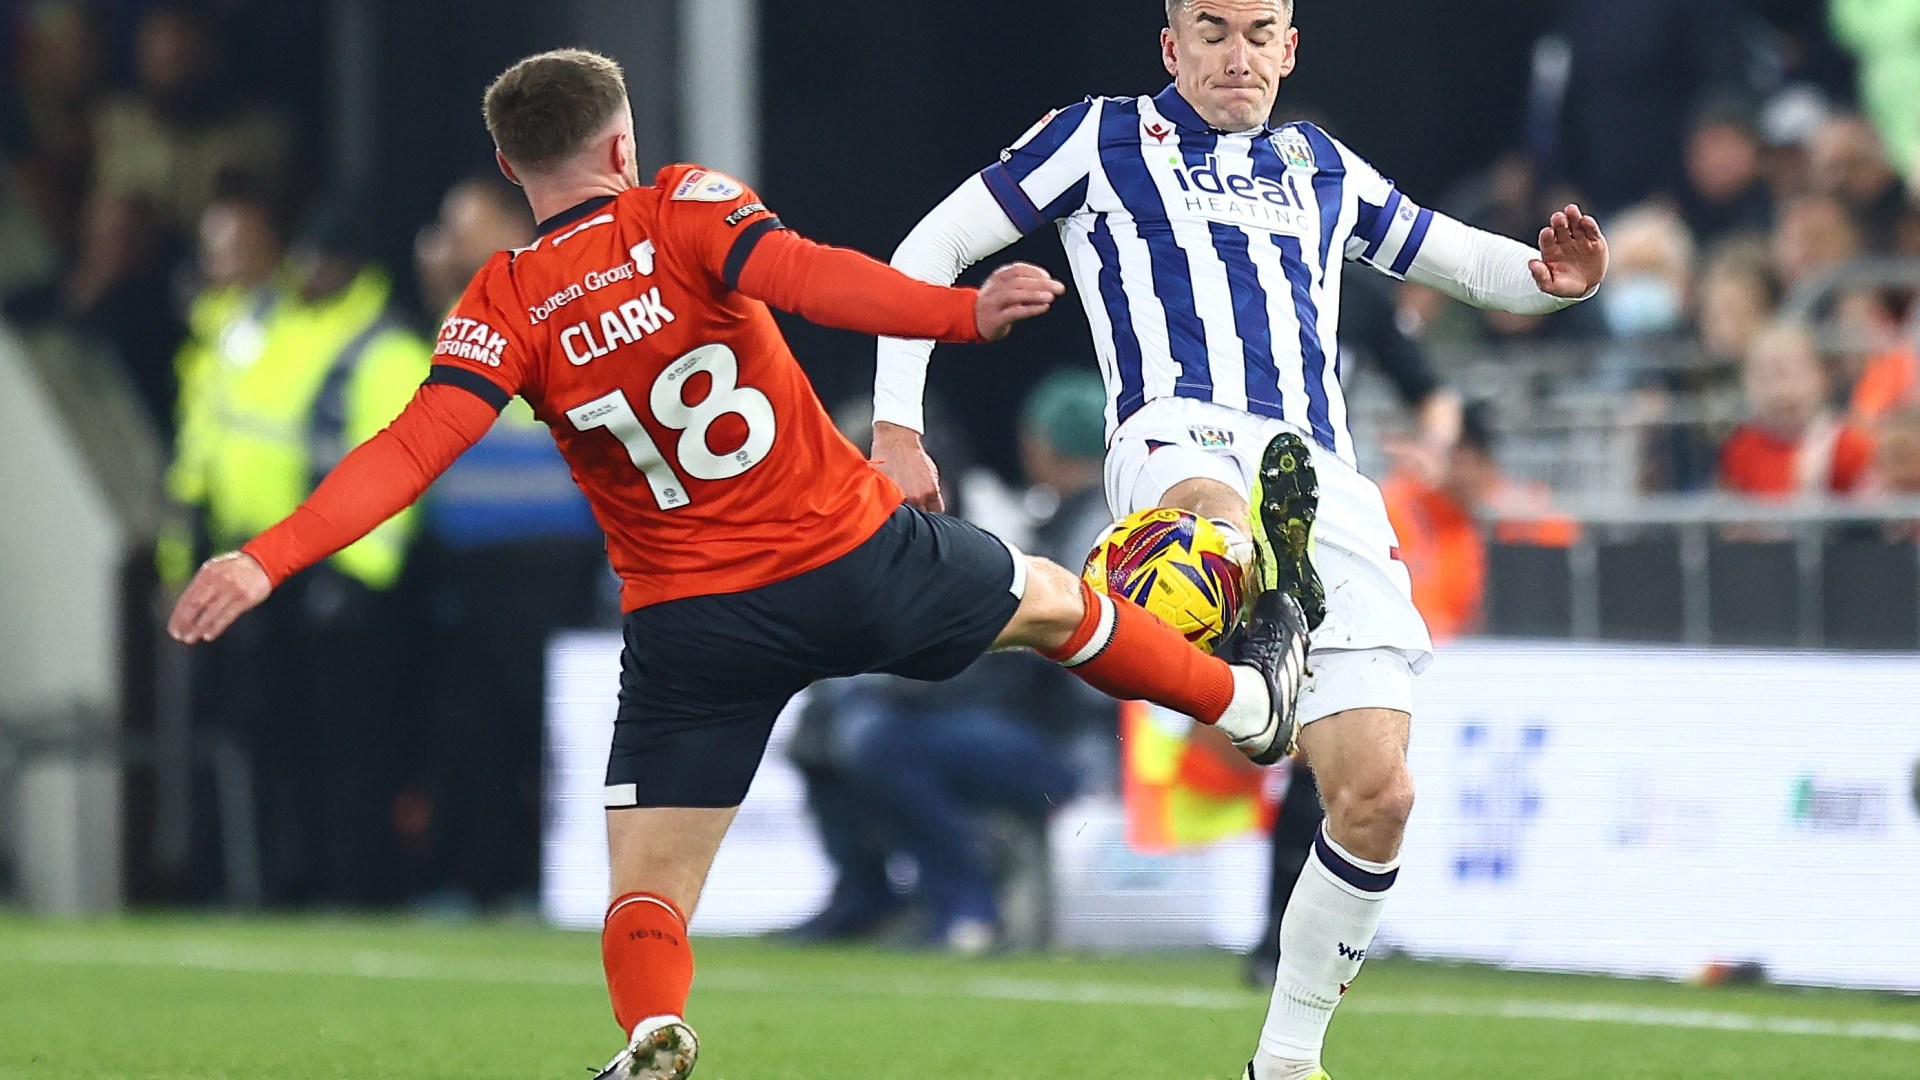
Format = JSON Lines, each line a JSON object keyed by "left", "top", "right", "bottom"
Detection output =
{"left": 671, "top": 169, "right": 747, "bottom": 202}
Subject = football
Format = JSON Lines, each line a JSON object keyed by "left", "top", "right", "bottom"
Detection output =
{"left": 1082, "top": 508, "right": 1246, "bottom": 652}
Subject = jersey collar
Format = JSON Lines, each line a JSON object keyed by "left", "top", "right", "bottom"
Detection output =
{"left": 536, "top": 195, "right": 617, "bottom": 238}
{"left": 1152, "top": 83, "right": 1278, "bottom": 138}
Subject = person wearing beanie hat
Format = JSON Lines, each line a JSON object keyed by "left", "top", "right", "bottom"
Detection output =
{"left": 1019, "top": 370, "right": 1108, "bottom": 498}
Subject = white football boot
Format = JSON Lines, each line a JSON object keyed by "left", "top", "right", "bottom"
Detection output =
{"left": 592, "top": 1015, "right": 699, "bottom": 1080}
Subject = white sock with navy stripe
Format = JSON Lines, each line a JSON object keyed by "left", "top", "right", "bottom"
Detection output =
{"left": 1252, "top": 824, "right": 1399, "bottom": 1077}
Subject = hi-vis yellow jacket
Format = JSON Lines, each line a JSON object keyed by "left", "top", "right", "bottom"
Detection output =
{"left": 162, "top": 268, "right": 429, "bottom": 590}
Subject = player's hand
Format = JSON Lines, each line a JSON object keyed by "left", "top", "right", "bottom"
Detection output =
{"left": 1531, "top": 204, "right": 1608, "bottom": 299}
{"left": 167, "top": 551, "right": 272, "bottom": 644}
{"left": 975, "top": 262, "right": 1065, "bottom": 342}
{"left": 872, "top": 420, "right": 944, "bottom": 512}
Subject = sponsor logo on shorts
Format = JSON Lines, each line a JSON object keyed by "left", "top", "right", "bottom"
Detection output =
{"left": 1189, "top": 425, "right": 1235, "bottom": 449}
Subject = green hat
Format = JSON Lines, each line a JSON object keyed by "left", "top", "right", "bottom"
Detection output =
{"left": 1021, "top": 370, "right": 1107, "bottom": 460}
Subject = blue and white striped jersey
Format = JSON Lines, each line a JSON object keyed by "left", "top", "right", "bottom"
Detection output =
{"left": 981, "top": 84, "right": 1435, "bottom": 464}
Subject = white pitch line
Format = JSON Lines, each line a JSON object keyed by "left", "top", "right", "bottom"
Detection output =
{"left": 9, "top": 938, "right": 1918, "bottom": 1044}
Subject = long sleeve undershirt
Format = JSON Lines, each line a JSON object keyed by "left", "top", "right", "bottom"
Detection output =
{"left": 872, "top": 174, "right": 1589, "bottom": 432}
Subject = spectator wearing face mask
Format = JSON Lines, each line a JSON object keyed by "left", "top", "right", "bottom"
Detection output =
{"left": 1593, "top": 205, "right": 1694, "bottom": 392}
{"left": 1721, "top": 321, "right": 1875, "bottom": 497}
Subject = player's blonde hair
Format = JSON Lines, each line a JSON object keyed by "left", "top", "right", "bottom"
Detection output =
{"left": 483, "top": 48, "right": 629, "bottom": 174}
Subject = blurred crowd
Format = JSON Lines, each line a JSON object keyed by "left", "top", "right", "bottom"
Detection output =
{"left": 1387, "top": 2, "right": 1920, "bottom": 505}
{"left": 2, "top": 0, "right": 1919, "bottom": 938}
{"left": 0, "top": 1, "right": 614, "bottom": 912}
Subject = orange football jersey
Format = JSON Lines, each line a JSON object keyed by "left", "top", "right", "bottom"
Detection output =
{"left": 429, "top": 165, "right": 903, "bottom": 610}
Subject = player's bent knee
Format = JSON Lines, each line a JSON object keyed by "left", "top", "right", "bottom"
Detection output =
{"left": 1324, "top": 766, "right": 1416, "bottom": 849}
{"left": 996, "top": 557, "right": 1087, "bottom": 651}
{"left": 1161, "top": 476, "right": 1250, "bottom": 527}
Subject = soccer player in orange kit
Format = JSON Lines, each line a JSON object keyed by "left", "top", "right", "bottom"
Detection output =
{"left": 166, "top": 49, "right": 1309, "bottom": 1079}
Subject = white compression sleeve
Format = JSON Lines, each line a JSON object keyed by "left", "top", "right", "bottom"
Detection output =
{"left": 873, "top": 174, "right": 1025, "bottom": 432}
{"left": 1401, "top": 211, "right": 1593, "bottom": 317}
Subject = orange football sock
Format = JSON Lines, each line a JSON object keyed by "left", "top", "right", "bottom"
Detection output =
{"left": 1042, "top": 580, "right": 1237, "bottom": 723}
{"left": 602, "top": 892, "right": 695, "bottom": 1035}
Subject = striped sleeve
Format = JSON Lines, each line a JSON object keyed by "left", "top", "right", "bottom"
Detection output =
{"left": 1337, "top": 134, "right": 1435, "bottom": 279}
{"left": 977, "top": 99, "right": 1099, "bottom": 235}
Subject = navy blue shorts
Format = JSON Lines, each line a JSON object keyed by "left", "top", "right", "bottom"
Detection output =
{"left": 604, "top": 506, "right": 1025, "bottom": 808}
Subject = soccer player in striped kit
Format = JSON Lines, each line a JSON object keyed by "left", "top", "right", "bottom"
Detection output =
{"left": 871, "top": 4, "right": 1609, "bottom": 1077}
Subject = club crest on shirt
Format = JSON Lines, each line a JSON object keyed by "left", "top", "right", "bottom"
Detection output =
{"left": 1189, "top": 425, "right": 1235, "bottom": 449}
{"left": 1275, "top": 130, "right": 1315, "bottom": 169}
{"left": 672, "top": 169, "right": 745, "bottom": 202}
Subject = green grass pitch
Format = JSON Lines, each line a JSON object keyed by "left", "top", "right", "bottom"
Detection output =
{"left": 3, "top": 914, "right": 1915, "bottom": 1079}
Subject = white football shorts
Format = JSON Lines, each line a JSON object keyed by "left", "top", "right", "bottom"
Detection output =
{"left": 1103, "top": 398, "right": 1433, "bottom": 725}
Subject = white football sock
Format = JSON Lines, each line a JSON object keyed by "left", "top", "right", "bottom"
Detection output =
{"left": 1213, "top": 665, "right": 1272, "bottom": 742}
{"left": 1253, "top": 824, "right": 1398, "bottom": 1073}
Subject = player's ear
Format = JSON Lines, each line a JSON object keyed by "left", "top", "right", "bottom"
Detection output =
{"left": 609, "top": 130, "right": 633, "bottom": 181}
{"left": 496, "top": 150, "right": 522, "bottom": 187}
{"left": 1161, "top": 26, "right": 1179, "bottom": 77}
{"left": 1276, "top": 26, "right": 1300, "bottom": 77}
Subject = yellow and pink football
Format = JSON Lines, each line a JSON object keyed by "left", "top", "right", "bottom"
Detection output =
{"left": 1083, "top": 508, "right": 1246, "bottom": 652}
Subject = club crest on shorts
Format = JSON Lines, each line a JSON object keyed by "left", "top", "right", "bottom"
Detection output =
{"left": 1188, "top": 425, "right": 1235, "bottom": 449}
{"left": 1275, "top": 130, "right": 1314, "bottom": 169}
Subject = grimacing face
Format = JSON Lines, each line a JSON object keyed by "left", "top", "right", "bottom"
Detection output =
{"left": 1163, "top": 0, "right": 1298, "bottom": 132}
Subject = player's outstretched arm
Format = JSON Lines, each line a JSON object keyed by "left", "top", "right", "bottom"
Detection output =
{"left": 1400, "top": 204, "right": 1608, "bottom": 315}
{"left": 733, "top": 227, "right": 1060, "bottom": 342}
{"left": 166, "top": 383, "right": 497, "bottom": 643}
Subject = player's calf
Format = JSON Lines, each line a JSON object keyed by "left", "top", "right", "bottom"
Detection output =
{"left": 1000, "top": 558, "right": 1297, "bottom": 758}
{"left": 993, "top": 556, "right": 1090, "bottom": 653}
{"left": 595, "top": 807, "right": 733, "bottom": 1079}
